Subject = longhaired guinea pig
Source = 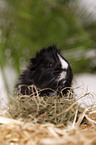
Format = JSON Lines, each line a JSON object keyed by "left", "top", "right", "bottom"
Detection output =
{"left": 17, "top": 46, "right": 73, "bottom": 96}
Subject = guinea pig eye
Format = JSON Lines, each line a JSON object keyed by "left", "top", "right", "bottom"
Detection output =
{"left": 47, "top": 63, "right": 53, "bottom": 67}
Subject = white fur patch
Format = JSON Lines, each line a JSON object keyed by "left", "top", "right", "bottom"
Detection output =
{"left": 57, "top": 54, "right": 68, "bottom": 82}
{"left": 58, "top": 71, "right": 66, "bottom": 81}
{"left": 57, "top": 54, "right": 68, "bottom": 70}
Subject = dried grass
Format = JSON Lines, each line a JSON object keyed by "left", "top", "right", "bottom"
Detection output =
{"left": 0, "top": 116, "right": 96, "bottom": 145}
{"left": 8, "top": 86, "right": 81, "bottom": 125}
{"left": 0, "top": 86, "right": 96, "bottom": 145}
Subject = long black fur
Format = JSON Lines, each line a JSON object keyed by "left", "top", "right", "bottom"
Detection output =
{"left": 17, "top": 46, "right": 73, "bottom": 96}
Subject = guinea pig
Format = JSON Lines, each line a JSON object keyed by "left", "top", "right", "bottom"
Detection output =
{"left": 17, "top": 45, "right": 73, "bottom": 96}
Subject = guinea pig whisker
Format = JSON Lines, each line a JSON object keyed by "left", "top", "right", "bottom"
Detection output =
{"left": 40, "top": 76, "right": 57, "bottom": 88}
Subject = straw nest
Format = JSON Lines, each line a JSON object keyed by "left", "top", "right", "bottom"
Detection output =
{"left": 0, "top": 86, "right": 96, "bottom": 145}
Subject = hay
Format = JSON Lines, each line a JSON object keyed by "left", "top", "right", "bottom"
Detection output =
{"left": 0, "top": 87, "right": 96, "bottom": 145}
{"left": 7, "top": 88, "right": 81, "bottom": 125}
{"left": 0, "top": 117, "right": 96, "bottom": 145}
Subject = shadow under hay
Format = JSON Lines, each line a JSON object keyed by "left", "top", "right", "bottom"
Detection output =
{"left": 8, "top": 87, "right": 83, "bottom": 125}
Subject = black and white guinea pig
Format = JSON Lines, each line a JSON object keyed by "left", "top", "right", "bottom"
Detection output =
{"left": 17, "top": 45, "right": 73, "bottom": 96}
